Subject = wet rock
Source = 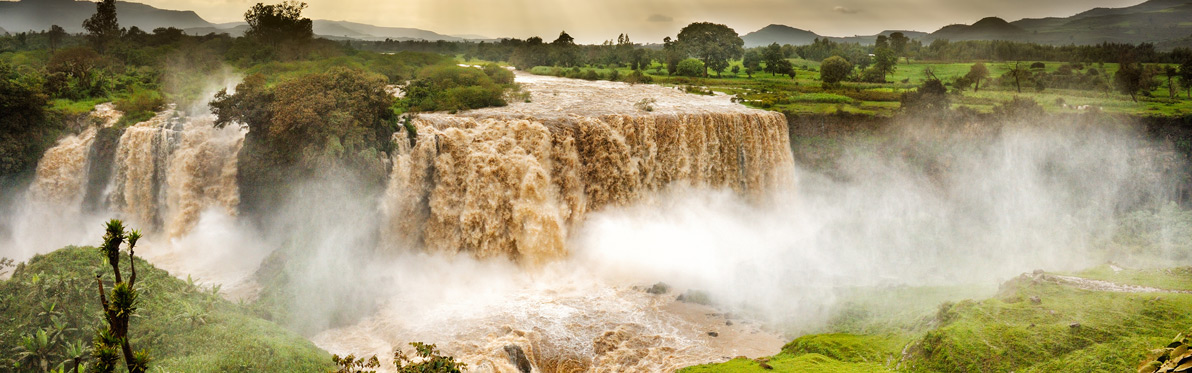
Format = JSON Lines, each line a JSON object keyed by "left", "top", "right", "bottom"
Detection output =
{"left": 1070, "top": 322, "right": 1081, "bottom": 329}
{"left": 707, "top": 331, "right": 719, "bottom": 337}
{"left": 726, "top": 320, "right": 733, "bottom": 326}
{"left": 504, "top": 345, "right": 533, "bottom": 373}
{"left": 677, "top": 290, "right": 712, "bottom": 305}
{"left": 646, "top": 282, "right": 670, "bottom": 295}
{"left": 1030, "top": 296, "right": 1042, "bottom": 304}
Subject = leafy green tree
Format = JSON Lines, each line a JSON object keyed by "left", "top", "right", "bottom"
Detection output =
{"left": 662, "top": 36, "right": 683, "bottom": 75}
{"left": 1115, "top": 62, "right": 1144, "bottom": 102}
{"left": 762, "top": 43, "right": 784, "bottom": 76}
{"left": 965, "top": 63, "right": 989, "bottom": 92}
{"left": 889, "top": 32, "right": 909, "bottom": 61}
{"left": 92, "top": 219, "right": 150, "bottom": 373}
{"left": 394, "top": 342, "right": 466, "bottom": 373}
{"left": 550, "top": 31, "right": 579, "bottom": 67}
{"left": 47, "top": 25, "right": 66, "bottom": 54}
{"left": 1163, "top": 65, "right": 1178, "bottom": 99}
{"left": 676, "top": 22, "right": 744, "bottom": 78}
{"left": 819, "top": 56, "right": 853, "bottom": 85}
{"left": 82, "top": 0, "right": 119, "bottom": 53}
{"left": 244, "top": 1, "right": 313, "bottom": 45}
{"left": 741, "top": 50, "right": 762, "bottom": 78}
{"left": 1180, "top": 59, "right": 1192, "bottom": 98}
{"left": 871, "top": 47, "right": 897, "bottom": 81}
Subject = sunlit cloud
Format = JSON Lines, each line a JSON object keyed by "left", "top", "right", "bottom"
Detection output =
{"left": 647, "top": 14, "right": 673, "bottom": 23}
{"left": 833, "top": 6, "right": 860, "bottom": 15}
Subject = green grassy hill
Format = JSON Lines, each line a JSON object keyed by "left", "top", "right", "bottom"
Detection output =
{"left": 0, "top": 246, "right": 332, "bottom": 372}
{"left": 682, "top": 266, "right": 1192, "bottom": 372}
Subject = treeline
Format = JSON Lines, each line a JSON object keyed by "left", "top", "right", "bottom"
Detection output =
{"left": 354, "top": 32, "right": 1192, "bottom": 69}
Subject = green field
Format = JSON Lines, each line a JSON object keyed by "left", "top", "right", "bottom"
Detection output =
{"left": 526, "top": 59, "right": 1192, "bottom": 118}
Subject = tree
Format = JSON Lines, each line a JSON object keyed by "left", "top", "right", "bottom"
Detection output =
{"left": 1005, "top": 61, "right": 1030, "bottom": 93}
{"left": 550, "top": 31, "right": 579, "bottom": 67}
{"left": 875, "top": 35, "right": 889, "bottom": 50}
{"left": 92, "top": 219, "right": 150, "bottom": 373}
{"left": 871, "top": 47, "right": 897, "bottom": 80}
{"left": 1115, "top": 62, "right": 1143, "bottom": 102}
{"left": 676, "top": 22, "right": 744, "bottom": 78}
{"left": 47, "top": 25, "right": 66, "bottom": 54}
{"left": 762, "top": 42, "right": 784, "bottom": 76}
{"left": 82, "top": 0, "right": 119, "bottom": 53}
{"left": 889, "top": 32, "right": 909, "bottom": 61}
{"left": 770, "top": 58, "right": 795, "bottom": 79}
{"left": 965, "top": 63, "right": 989, "bottom": 92}
{"left": 244, "top": 1, "right": 313, "bottom": 45}
{"left": 662, "top": 36, "right": 683, "bottom": 76}
{"left": 820, "top": 56, "right": 853, "bottom": 85}
{"left": 742, "top": 50, "right": 762, "bottom": 78}
{"left": 900, "top": 78, "right": 949, "bottom": 114}
{"left": 1180, "top": 59, "right": 1192, "bottom": 98}
{"left": 1164, "top": 65, "right": 1178, "bottom": 99}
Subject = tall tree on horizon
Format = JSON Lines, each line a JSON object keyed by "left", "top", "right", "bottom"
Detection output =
{"left": 82, "top": 0, "right": 119, "bottom": 53}
{"left": 676, "top": 22, "right": 744, "bottom": 78}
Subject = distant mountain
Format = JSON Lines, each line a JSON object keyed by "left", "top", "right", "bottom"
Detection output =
{"left": 0, "top": 0, "right": 467, "bottom": 42}
{"left": 930, "top": 17, "right": 1028, "bottom": 41}
{"left": 1009, "top": 0, "right": 1192, "bottom": 45}
{"left": 0, "top": 0, "right": 212, "bottom": 33}
{"left": 312, "top": 20, "right": 462, "bottom": 41}
{"left": 741, "top": 24, "right": 820, "bottom": 47}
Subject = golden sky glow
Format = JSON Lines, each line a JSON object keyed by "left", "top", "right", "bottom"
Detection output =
{"left": 131, "top": 0, "right": 1143, "bottom": 43}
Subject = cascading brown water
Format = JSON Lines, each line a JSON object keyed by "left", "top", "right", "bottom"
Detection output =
{"left": 28, "top": 104, "right": 122, "bottom": 209}
{"left": 383, "top": 76, "right": 794, "bottom": 265}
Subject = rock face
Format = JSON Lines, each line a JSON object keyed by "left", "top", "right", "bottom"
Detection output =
{"left": 381, "top": 72, "right": 795, "bottom": 265}
{"left": 1140, "top": 331, "right": 1192, "bottom": 373}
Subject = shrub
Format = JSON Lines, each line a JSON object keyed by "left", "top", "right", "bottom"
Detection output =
{"left": 404, "top": 64, "right": 507, "bottom": 112}
{"left": 623, "top": 70, "right": 653, "bottom": 84}
{"left": 820, "top": 56, "right": 853, "bottom": 85}
{"left": 676, "top": 58, "right": 705, "bottom": 77}
{"left": 114, "top": 88, "right": 165, "bottom": 127}
{"left": 481, "top": 64, "right": 514, "bottom": 85}
{"left": 581, "top": 69, "right": 600, "bottom": 81}
{"left": 993, "top": 96, "right": 1045, "bottom": 118}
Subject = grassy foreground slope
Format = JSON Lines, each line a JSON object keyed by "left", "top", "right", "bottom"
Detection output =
{"left": 682, "top": 267, "right": 1192, "bottom": 372}
{"left": 0, "top": 246, "right": 332, "bottom": 372}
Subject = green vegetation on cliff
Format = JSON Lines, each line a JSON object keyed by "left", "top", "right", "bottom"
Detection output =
{"left": 0, "top": 246, "right": 331, "bottom": 372}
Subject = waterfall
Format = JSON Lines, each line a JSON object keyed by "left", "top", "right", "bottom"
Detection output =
{"left": 383, "top": 111, "right": 795, "bottom": 265}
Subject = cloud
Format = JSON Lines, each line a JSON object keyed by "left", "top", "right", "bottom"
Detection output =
{"left": 833, "top": 6, "right": 860, "bottom": 15}
{"left": 646, "top": 14, "right": 673, "bottom": 23}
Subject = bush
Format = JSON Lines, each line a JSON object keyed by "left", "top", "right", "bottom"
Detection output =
{"left": 114, "top": 88, "right": 165, "bottom": 127}
{"left": 581, "top": 69, "right": 600, "bottom": 81}
{"left": 481, "top": 64, "right": 514, "bottom": 85}
{"left": 819, "top": 56, "right": 853, "bottom": 85}
{"left": 623, "top": 70, "right": 653, "bottom": 84}
{"left": 676, "top": 58, "right": 705, "bottom": 77}
{"left": 404, "top": 64, "right": 508, "bottom": 112}
{"left": 993, "top": 96, "right": 1045, "bottom": 118}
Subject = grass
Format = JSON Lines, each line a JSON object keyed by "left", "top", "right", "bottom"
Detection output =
{"left": 682, "top": 266, "right": 1192, "bottom": 372}
{"left": 0, "top": 246, "right": 332, "bottom": 372}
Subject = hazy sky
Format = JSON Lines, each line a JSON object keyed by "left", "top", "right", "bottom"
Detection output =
{"left": 133, "top": 0, "right": 1144, "bottom": 43}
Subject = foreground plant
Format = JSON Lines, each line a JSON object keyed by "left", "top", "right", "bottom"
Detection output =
{"left": 332, "top": 342, "right": 466, "bottom": 373}
{"left": 91, "top": 219, "right": 151, "bottom": 373}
